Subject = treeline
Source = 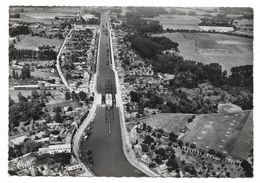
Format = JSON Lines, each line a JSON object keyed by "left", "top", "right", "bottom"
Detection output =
{"left": 9, "top": 45, "right": 57, "bottom": 61}
{"left": 110, "top": 7, "right": 122, "bottom": 14}
{"left": 164, "top": 29, "right": 253, "bottom": 39}
{"left": 9, "top": 13, "right": 20, "bottom": 18}
{"left": 86, "top": 17, "right": 100, "bottom": 25}
{"left": 152, "top": 54, "right": 226, "bottom": 87}
{"left": 219, "top": 7, "right": 253, "bottom": 15}
{"left": 126, "top": 7, "right": 167, "bottom": 18}
{"left": 151, "top": 52, "right": 253, "bottom": 92}
{"left": 9, "top": 25, "right": 30, "bottom": 37}
{"left": 123, "top": 15, "right": 163, "bottom": 34}
{"left": 127, "top": 34, "right": 179, "bottom": 59}
{"left": 199, "top": 14, "right": 233, "bottom": 27}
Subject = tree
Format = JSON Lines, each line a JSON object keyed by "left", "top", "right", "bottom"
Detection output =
{"left": 29, "top": 102, "right": 42, "bottom": 120}
{"left": 54, "top": 112, "right": 63, "bottom": 123}
{"left": 208, "top": 149, "right": 216, "bottom": 155}
{"left": 41, "top": 90, "right": 47, "bottom": 100}
{"left": 141, "top": 143, "right": 149, "bottom": 152}
{"left": 79, "top": 91, "right": 87, "bottom": 101}
{"left": 166, "top": 157, "right": 179, "bottom": 170}
{"left": 20, "top": 64, "right": 31, "bottom": 80}
{"left": 157, "top": 133, "right": 162, "bottom": 138}
{"left": 31, "top": 90, "right": 39, "bottom": 99}
{"left": 190, "top": 143, "right": 196, "bottom": 149}
{"left": 18, "top": 92, "right": 28, "bottom": 103}
{"left": 149, "top": 95, "right": 164, "bottom": 108}
{"left": 155, "top": 148, "right": 166, "bottom": 158}
{"left": 22, "top": 139, "right": 39, "bottom": 154}
{"left": 53, "top": 106, "right": 62, "bottom": 114}
{"left": 65, "top": 91, "right": 71, "bottom": 100}
{"left": 177, "top": 139, "right": 184, "bottom": 147}
{"left": 130, "top": 91, "right": 141, "bottom": 103}
{"left": 68, "top": 106, "right": 73, "bottom": 111}
{"left": 169, "top": 132, "right": 178, "bottom": 142}
{"left": 143, "top": 135, "right": 154, "bottom": 145}
{"left": 149, "top": 162, "right": 156, "bottom": 168}
{"left": 9, "top": 96, "right": 15, "bottom": 107}
{"left": 241, "top": 160, "right": 253, "bottom": 177}
{"left": 12, "top": 69, "right": 16, "bottom": 79}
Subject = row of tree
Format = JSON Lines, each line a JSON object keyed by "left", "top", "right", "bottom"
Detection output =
{"left": 9, "top": 44, "right": 57, "bottom": 61}
{"left": 9, "top": 25, "right": 30, "bottom": 37}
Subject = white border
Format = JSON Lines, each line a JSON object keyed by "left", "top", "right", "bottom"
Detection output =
{"left": 1, "top": 1, "right": 259, "bottom": 183}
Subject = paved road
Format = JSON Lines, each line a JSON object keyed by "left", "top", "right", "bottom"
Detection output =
{"left": 56, "top": 29, "right": 73, "bottom": 92}
{"left": 79, "top": 11, "right": 145, "bottom": 177}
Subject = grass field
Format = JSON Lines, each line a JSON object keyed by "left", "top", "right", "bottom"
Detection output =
{"left": 143, "top": 14, "right": 202, "bottom": 30}
{"left": 137, "top": 111, "right": 253, "bottom": 159}
{"left": 10, "top": 14, "right": 64, "bottom": 25}
{"left": 137, "top": 113, "right": 192, "bottom": 133}
{"left": 14, "top": 35, "right": 63, "bottom": 51}
{"left": 21, "top": 12, "right": 78, "bottom": 19}
{"left": 10, "top": 7, "right": 82, "bottom": 24}
{"left": 173, "top": 7, "right": 218, "bottom": 16}
{"left": 182, "top": 111, "right": 252, "bottom": 159}
{"left": 154, "top": 32, "right": 253, "bottom": 74}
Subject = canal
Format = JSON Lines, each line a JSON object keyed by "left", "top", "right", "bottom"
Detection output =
{"left": 79, "top": 11, "right": 146, "bottom": 177}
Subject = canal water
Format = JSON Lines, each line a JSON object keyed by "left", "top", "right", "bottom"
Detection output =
{"left": 79, "top": 11, "right": 146, "bottom": 177}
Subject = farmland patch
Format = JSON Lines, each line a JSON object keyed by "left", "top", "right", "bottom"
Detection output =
{"left": 143, "top": 14, "right": 202, "bottom": 30}
{"left": 153, "top": 32, "right": 253, "bottom": 74}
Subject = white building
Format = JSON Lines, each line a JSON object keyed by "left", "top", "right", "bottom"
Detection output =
{"left": 66, "top": 164, "right": 82, "bottom": 172}
{"left": 38, "top": 144, "right": 71, "bottom": 155}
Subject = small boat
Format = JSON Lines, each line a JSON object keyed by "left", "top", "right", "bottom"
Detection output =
{"left": 84, "top": 135, "right": 89, "bottom": 140}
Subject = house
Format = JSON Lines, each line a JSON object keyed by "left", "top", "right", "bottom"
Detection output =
{"left": 10, "top": 135, "right": 28, "bottom": 146}
{"left": 133, "top": 144, "right": 142, "bottom": 156}
{"left": 141, "top": 154, "right": 151, "bottom": 164}
{"left": 66, "top": 164, "right": 82, "bottom": 172}
{"left": 159, "top": 164, "right": 167, "bottom": 171}
{"left": 38, "top": 144, "right": 71, "bottom": 155}
{"left": 35, "top": 137, "right": 49, "bottom": 143}
{"left": 47, "top": 122, "right": 61, "bottom": 129}
{"left": 14, "top": 85, "right": 40, "bottom": 90}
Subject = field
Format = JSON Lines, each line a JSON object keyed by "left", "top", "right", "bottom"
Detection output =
{"left": 10, "top": 7, "right": 83, "bottom": 24}
{"left": 138, "top": 111, "right": 253, "bottom": 159}
{"left": 137, "top": 113, "right": 192, "bottom": 133}
{"left": 172, "top": 7, "right": 219, "bottom": 16}
{"left": 143, "top": 14, "right": 202, "bottom": 30}
{"left": 10, "top": 14, "right": 64, "bottom": 25}
{"left": 14, "top": 35, "right": 63, "bottom": 51}
{"left": 182, "top": 111, "right": 252, "bottom": 159}
{"left": 154, "top": 32, "right": 253, "bottom": 74}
